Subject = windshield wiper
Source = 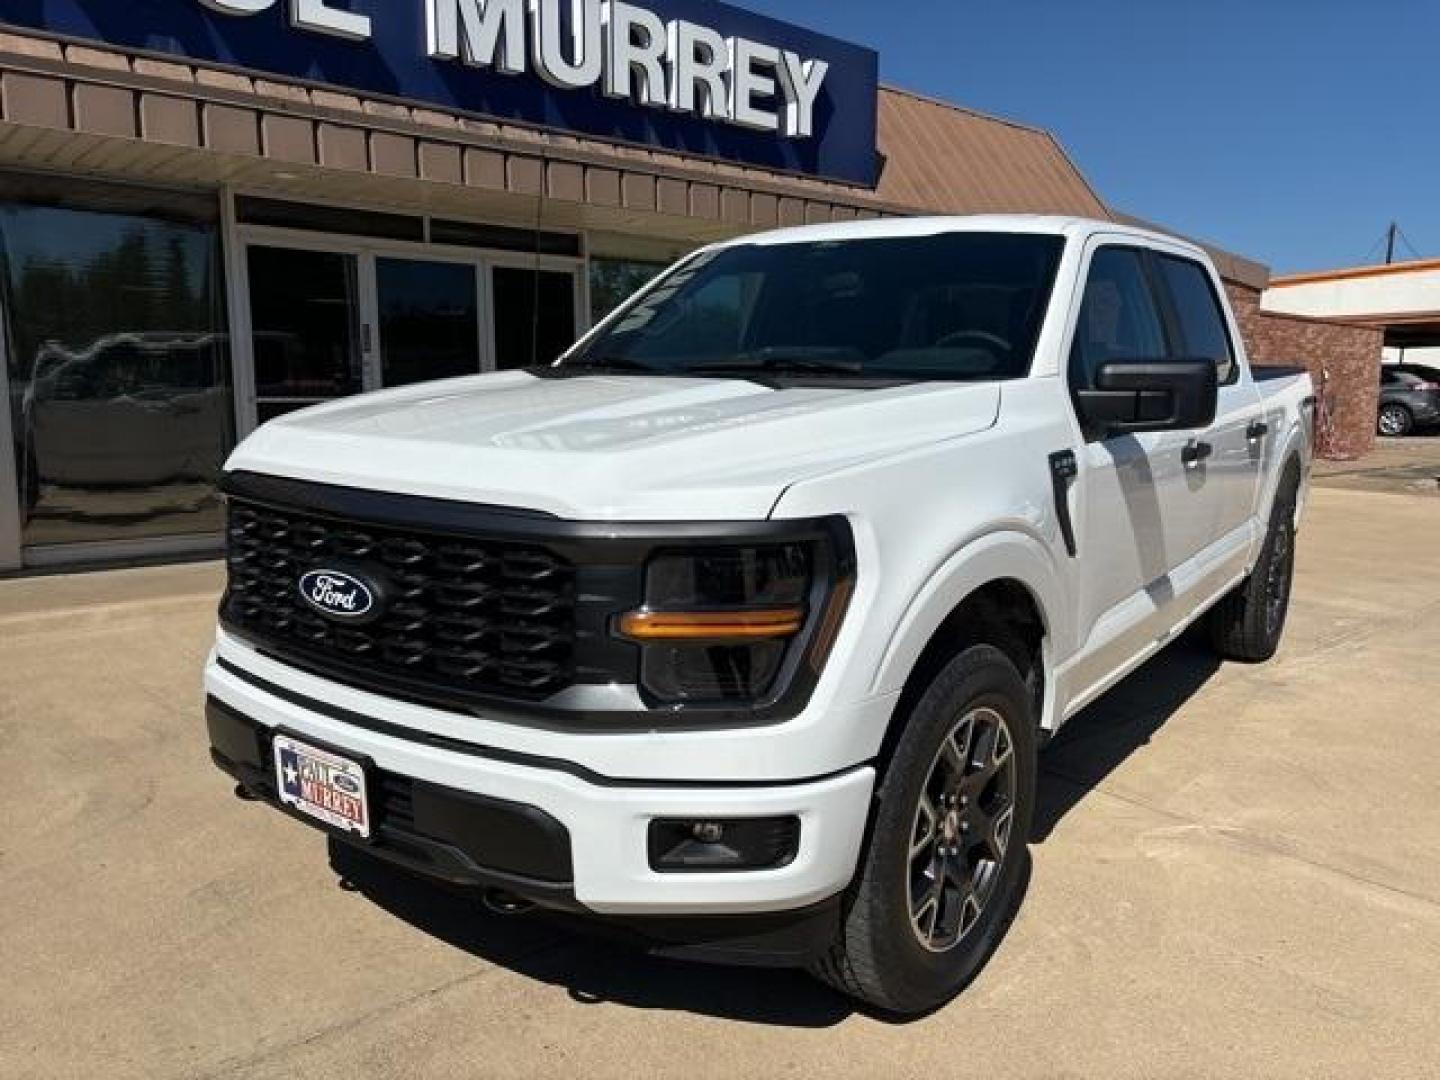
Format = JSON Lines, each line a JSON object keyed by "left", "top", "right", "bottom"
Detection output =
{"left": 687, "top": 348, "right": 867, "bottom": 378}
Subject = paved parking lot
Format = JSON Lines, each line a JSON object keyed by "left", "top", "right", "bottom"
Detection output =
{"left": 2, "top": 481, "right": 1438, "bottom": 1079}
{"left": 1314, "top": 434, "right": 1440, "bottom": 496}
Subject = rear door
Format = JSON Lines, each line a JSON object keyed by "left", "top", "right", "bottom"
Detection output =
{"left": 1065, "top": 243, "right": 1218, "bottom": 700}
{"left": 1152, "top": 253, "right": 1266, "bottom": 583}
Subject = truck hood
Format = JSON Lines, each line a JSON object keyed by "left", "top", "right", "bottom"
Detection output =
{"left": 227, "top": 371, "right": 1001, "bottom": 520}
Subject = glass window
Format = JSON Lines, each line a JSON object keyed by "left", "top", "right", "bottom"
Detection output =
{"left": 0, "top": 176, "right": 231, "bottom": 548}
{"left": 1157, "top": 255, "right": 1235, "bottom": 382}
{"left": 492, "top": 267, "right": 577, "bottom": 369}
{"left": 1070, "top": 247, "right": 1167, "bottom": 390}
{"left": 376, "top": 258, "right": 481, "bottom": 388}
{"left": 572, "top": 234, "right": 1065, "bottom": 382}
{"left": 248, "top": 246, "right": 362, "bottom": 408}
{"left": 588, "top": 257, "right": 668, "bottom": 326}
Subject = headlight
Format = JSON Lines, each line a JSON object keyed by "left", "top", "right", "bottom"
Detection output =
{"left": 615, "top": 535, "right": 853, "bottom": 706}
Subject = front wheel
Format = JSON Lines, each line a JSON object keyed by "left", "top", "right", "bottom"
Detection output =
{"left": 811, "top": 644, "right": 1036, "bottom": 1016}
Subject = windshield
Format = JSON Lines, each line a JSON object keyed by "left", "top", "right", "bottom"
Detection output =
{"left": 568, "top": 232, "right": 1065, "bottom": 382}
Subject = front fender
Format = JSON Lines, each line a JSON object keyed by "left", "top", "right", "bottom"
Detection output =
{"left": 870, "top": 527, "right": 1069, "bottom": 708}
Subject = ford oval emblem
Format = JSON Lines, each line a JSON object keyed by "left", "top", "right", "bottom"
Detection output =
{"left": 332, "top": 773, "right": 362, "bottom": 795}
{"left": 299, "top": 569, "right": 377, "bottom": 621}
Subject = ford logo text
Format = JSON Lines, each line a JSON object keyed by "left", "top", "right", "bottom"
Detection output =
{"left": 298, "top": 570, "right": 376, "bottom": 621}
{"left": 332, "top": 773, "right": 362, "bottom": 795}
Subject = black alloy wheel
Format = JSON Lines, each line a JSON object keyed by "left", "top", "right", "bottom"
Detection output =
{"left": 812, "top": 644, "right": 1036, "bottom": 1016}
{"left": 1208, "top": 465, "right": 1299, "bottom": 663}
{"left": 1378, "top": 402, "right": 1413, "bottom": 437}
{"left": 907, "top": 706, "right": 1017, "bottom": 952}
{"left": 1263, "top": 515, "right": 1293, "bottom": 639}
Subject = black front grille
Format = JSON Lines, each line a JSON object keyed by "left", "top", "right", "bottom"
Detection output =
{"left": 223, "top": 499, "right": 577, "bottom": 705}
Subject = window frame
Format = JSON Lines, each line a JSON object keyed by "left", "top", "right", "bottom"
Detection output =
{"left": 1065, "top": 243, "right": 1176, "bottom": 431}
{"left": 1150, "top": 251, "right": 1240, "bottom": 387}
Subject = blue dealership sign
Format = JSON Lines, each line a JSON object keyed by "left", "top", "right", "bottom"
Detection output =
{"left": 0, "top": 0, "right": 880, "bottom": 185}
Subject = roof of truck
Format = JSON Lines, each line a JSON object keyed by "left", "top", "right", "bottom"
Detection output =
{"left": 722, "top": 214, "right": 1208, "bottom": 258}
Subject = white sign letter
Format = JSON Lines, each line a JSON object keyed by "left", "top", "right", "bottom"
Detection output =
{"left": 197, "top": 0, "right": 277, "bottom": 14}
{"left": 291, "top": 0, "right": 372, "bottom": 42}
{"left": 427, "top": 0, "right": 526, "bottom": 72}
{"left": 530, "top": 0, "right": 603, "bottom": 91}
{"left": 601, "top": 1, "right": 667, "bottom": 108}
{"left": 666, "top": 19, "right": 728, "bottom": 122}
{"left": 777, "top": 51, "right": 828, "bottom": 139}
{"left": 727, "top": 37, "right": 779, "bottom": 133}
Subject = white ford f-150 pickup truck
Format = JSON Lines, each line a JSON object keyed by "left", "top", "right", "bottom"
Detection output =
{"left": 206, "top": 216, "right": 1313, "bottom": 1014}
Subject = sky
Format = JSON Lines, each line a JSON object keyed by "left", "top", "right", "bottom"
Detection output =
{"left": 737, "top": 0, "right": 1439, "bottom": 275}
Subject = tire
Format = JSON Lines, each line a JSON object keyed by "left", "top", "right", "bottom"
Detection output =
{"left": 812, "top": 644, "right": 1036, "bottom": 1016}
{"left": 1378, "top": 402, "right": 1413, "bottom": 437}
{"left": 1207, "top": 467, "right": 1299, "bottom": 663}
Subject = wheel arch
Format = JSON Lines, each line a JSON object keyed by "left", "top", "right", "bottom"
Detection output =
{"left": 1260, "top": 438, "right": 1306, "bottom": 532}
{"left": 871, "top": 532, "right": 1065, "bottom": 771}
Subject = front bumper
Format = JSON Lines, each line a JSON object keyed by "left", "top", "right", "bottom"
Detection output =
{"left": 204, "top": 653, "right": 875, "bottom": 923}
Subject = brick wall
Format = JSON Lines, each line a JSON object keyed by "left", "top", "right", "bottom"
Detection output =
{"left": 1225, "top": 283, "right": 1382, "bottom": 459}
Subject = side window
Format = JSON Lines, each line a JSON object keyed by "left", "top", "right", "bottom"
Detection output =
{"left": 1069, "top": 247, "right": 1167, "bottom": 391}
{"left": 1156, "top": 255, "right": 1236, "bottom": 383}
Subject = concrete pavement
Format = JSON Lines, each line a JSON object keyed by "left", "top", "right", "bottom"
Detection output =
{"left": 1, "top": 483, "right": 1438, "bottom": 1079}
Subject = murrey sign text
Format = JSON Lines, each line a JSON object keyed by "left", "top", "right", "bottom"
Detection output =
{"left": 198, "top": 0, "right": 830, "bottom": 139}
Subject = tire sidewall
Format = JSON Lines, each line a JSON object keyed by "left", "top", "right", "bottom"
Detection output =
{"left": 857, "top": 645, "right": 1037, "bottom": 1013}
{"left": 1258, "top": 481, "right": 1299, "bottom": 646}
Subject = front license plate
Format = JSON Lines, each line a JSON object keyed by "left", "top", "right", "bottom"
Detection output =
{"left": 273, "top": 734, "right": 371, "bottom": 840}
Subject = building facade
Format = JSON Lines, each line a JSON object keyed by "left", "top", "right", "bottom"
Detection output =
{"left": 0, "top": 2, "right": 1367, "bottom": 573}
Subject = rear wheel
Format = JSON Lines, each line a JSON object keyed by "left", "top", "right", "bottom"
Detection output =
{"left": 1378, "top": 402, "right": 1413, "bottom": 437}
{"left": 812, "top": 644, "right": 1036, "bottom": 1016}
{"left": 1208, "top": 469, "right": 1298, "bottom": 662}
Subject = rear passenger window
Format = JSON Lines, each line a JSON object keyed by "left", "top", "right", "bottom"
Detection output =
{"left": 1069, "top": 247, "right": 1168, "bottom": 391}
{"left": 1157, "top": 256, "right": 1235, "bottom": 383}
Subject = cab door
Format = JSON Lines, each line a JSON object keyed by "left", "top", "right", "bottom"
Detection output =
{"left": 1151, "top": 252, "right": 1265, "bottom": 585}
{"left": 1063, "top": 243, "right": 1221, "bottom": 703}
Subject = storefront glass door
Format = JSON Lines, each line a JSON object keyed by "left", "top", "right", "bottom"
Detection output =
{"left": 491, "top": 265, "right": 580, "bottom": 370}
{"left": 248, "top": 245, "right": 363, "bottom": 425}
{"left": 238, "top": 232, "right": 582, "bottom": 436}
{"left": 375, "top": 257, "right": 482, "bottom": 388}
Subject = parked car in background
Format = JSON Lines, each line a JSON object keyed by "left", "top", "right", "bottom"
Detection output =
{"left": 1378, "top": 364, "right": 1440, "bottom": 436}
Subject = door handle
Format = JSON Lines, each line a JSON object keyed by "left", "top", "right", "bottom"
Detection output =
{"left": 1182, "top": 440, "right": 1213, "bottom": 467}
{"left": 1247, "top": 420, "right": 1270, "bottom": 442}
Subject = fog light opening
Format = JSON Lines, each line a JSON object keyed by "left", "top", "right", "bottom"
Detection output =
{"left": 648, "top": 816, "right": 801, "bottom": 873}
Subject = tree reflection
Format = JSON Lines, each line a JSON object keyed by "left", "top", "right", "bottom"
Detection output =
{"left": 1, "top": 188, "right": 231, "bottom": 547}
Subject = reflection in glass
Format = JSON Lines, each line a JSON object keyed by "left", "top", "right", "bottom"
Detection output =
{"left": 377, "top": 258, "right": 481, "bottom": 388}
{"left": 492, "top": 267, "right": 578, "bottom": 369}
{"left": 589, "top": 257, "right": 668, "bottom": 325}
{"left": 0, "top": 177, "right": 231, "bottom": 548}
{"left": 248, "top": 246, "right": 362, "bottom": 410}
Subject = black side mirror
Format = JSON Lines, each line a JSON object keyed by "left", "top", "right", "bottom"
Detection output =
{"left": 1075, "top": 359, "right": 1218, "bottom": 437}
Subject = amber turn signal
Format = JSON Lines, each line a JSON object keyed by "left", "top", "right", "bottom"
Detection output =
{"left": 618, "top": 608, "right": 806, "bottom": 642}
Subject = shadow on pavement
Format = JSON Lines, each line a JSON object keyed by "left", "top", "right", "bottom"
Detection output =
{"left": 325, "top": 633, "right": 1219, "bottom": 1025}
{"left": 328, "top": 839, "right": 856, "bottom": 1028}
{"left": 1032, "top": 633, "right": 1221, "bottom": 842}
